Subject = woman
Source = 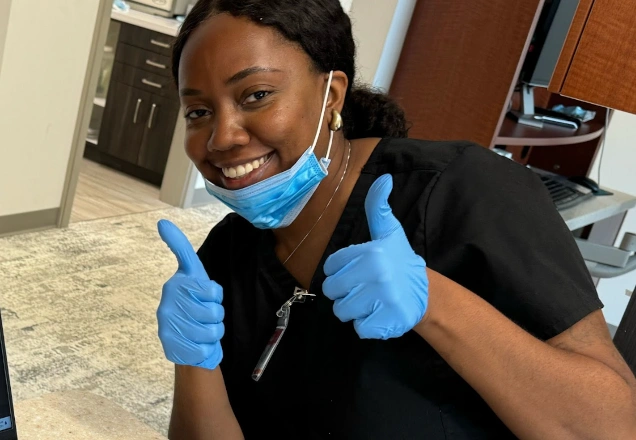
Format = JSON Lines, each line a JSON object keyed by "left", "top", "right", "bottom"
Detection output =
{"left": 155, "top": 0, "right": 636, "bottom": 438}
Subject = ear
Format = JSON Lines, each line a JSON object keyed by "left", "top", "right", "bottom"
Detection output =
{"left": 327, "top": 70, "right": 349, "bottom": 117}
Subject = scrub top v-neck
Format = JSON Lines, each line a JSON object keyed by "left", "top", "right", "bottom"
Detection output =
{"left": 196, "top": 137, "right": 602, "bottom": 439}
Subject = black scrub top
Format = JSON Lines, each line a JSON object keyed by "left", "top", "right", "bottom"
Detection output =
{"left": 197, "top": 138, "right": 603, "bottom": 439}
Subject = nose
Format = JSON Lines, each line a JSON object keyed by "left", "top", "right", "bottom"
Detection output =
{"left": 207, "top": 108, "right": 250, "bottom": 152}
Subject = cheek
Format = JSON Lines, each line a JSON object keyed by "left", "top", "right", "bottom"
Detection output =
{"left": 184, "top": 127, "right": 210, "bottom": 162}
{"left": 184, "top": 127, "right": 216, "bottom": 179}
{"left": 249, "top": 102, "right": 314, "bottom": 164}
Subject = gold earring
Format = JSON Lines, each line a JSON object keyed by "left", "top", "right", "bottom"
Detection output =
{"left": 329, "top": 109, "right": 343, "bottom": 132}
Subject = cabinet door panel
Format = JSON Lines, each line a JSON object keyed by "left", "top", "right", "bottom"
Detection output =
{"left": 97, "top": 81, "right": 150, "bottom": 164}
{"left": 558, "top": 0, "right": 636, "bottom": 114}
{"left": 115, "top": 42, "right": 172, "bottom": 77}
{"left": 138, "top": 94, "right": 181, "bottom": 175}
{"left": 118, "top": 22, "right": 174, "bottom": 57}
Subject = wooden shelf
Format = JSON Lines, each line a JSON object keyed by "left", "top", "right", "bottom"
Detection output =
{"left": 495, "top": 117, "right": 604, "bottom": 146}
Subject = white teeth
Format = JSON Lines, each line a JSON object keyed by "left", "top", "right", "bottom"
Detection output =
{"left": 222, "top": 154, "right": 268, "bottom": 179}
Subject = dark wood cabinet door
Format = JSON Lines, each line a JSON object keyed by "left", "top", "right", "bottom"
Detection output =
{"left": 118, "top": 22, "right": 174, "bottom": 57}
{"left": 137, "top": 94, "right": 181, "bottom": 175}
{"left": 97, "top": 81, "right": 150, "bottom": 164}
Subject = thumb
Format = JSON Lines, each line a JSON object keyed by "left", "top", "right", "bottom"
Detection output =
{"left": 365, "top": 174, "right": 401, "bottom": 241}
{"left": 157, "top": 219, "right": 209, "bottom": 279}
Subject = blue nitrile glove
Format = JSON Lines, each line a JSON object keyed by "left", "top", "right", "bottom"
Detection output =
{"left": 322, "top": 174, "right": 429, "bottom": 340}
{"left": 156, "top": 219, "right": 224, "bottom": 370}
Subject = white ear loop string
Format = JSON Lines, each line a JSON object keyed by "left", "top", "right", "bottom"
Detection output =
{"left": 311, "top": 71, "right": 335, "bottom": 160}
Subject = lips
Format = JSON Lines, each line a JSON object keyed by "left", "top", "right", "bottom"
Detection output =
{"left": 221, "top": 154, "right": 268, "bottom": 179}
{"left": 214, "top": 152, "right": 275, "bottom": 190}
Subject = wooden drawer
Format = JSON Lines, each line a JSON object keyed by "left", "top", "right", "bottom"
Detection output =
{"left": 119, "top": 22, "right": 174, "bottom": 57}
{"left": 115, "top": 43, "right": 172, "bottom": 78}
{"left": 112, "top": 61, "right": 178, "bottom": 100}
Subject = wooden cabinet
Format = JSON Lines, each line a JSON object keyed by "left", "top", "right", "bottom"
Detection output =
{"left": 138, "top": 93, "right": 181, "bottom": 175}
{"left": 97, "top": 81, "right": 150, "bottom": 163}
{"left": 549, "top": 0, "right": 636, "bottom": 115}
{"left": 389, "top": 0, "right": 636, "bottom": 178}
{"left": 85, "top": 22, "right": 180, "bottom": 187}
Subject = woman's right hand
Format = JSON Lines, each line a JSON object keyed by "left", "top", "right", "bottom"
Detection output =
{"left": 156, "top": 219, "right": 225, "bottom": 370}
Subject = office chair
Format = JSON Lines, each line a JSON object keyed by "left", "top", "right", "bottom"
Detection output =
{"left": 613, "top": 285, "right": 636, "bottom": 374}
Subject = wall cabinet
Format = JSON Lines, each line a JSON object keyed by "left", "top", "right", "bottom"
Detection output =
{"left": 549, "top": 0, "right": 636, "bottom": 115}
{"left": 85, "top": 22, "right": 180, "bottom": 187}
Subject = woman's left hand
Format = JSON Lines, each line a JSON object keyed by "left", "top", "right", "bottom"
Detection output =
{"left": 323, "top": 174, "right": 429, "bottom": 339}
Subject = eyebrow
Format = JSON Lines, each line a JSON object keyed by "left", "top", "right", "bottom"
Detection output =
{"left": 179, "top": 87, "right": 203, "bottom": 97}
{"left": 226, "top": 66, "right": 282, "bottom": 85}
{"left": 179, "top": 66, "right": 282, "bottom": 97}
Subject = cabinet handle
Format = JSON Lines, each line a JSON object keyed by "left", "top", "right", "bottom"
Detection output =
{"left": 145, "top": 59, "right": 167, "bottom": 69}
{"left": 141, "top": 78, "right": 163, "bottom": 89}
{"left": 133, "top": 98, "right": 142, "bottom": 124}
{"left": 148, "top": 103, "right": 157, "bottom": 129}
{"left": 150, "top": 39, "right": 170, "bottom": 49}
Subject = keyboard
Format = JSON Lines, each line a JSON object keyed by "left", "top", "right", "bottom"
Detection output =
{"left": 533, "top": 169, "right": 594, "bottom": 211}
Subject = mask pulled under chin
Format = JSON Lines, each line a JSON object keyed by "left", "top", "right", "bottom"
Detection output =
{"left": 204, "top": 71, "right": 335, "bottom": 229}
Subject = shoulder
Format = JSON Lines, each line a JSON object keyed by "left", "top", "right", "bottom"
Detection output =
{"left": 362, "top": 137, "right": 482, "bottom": 176}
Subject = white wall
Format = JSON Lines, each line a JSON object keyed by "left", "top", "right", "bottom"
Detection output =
{"left": 0, "top": 0, "right": 11, "bottom": 78}
{"left": 0, "top": 0, "right": 102, "bottom": 216}
{"left": 348, "top": 0, "right": 401, "bottom": 86}
{"left": 589, "top": 111, "right": 636, "bottom": 327}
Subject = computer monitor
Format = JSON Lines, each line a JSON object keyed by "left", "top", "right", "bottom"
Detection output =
{"left": 520, "top": 0, "right": 580, "bottom": 87}
{"left": 512, "top": 0, "right": 581, "bottom": 128}
{"left": 0, "top": 310, "right": 17, "bottom": 440}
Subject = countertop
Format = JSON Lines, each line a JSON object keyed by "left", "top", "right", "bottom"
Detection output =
{"left": 111, "top": 8, "right": 182, "bottom": 36}
{"left": 14, "top": 391, "right": 167, "bottom": 440}
{"left": 560, "top": 188, "right": 636, "bottom": 231}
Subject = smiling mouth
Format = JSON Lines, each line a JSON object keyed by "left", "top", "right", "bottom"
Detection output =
{"left": 221, "top": 153, "right": 272, "bottom": 179}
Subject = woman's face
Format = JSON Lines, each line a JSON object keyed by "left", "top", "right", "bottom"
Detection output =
{"left": 178, "top": 13, "right": 331, "bottom": 190}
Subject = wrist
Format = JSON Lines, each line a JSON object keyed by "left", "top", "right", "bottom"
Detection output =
{"left": 413, "top": 268, "right": 449, "bottom": 340}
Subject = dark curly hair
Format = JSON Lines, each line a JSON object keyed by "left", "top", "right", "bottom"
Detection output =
{"left": 172, "top": 0, "right": 409, "bottom": 139}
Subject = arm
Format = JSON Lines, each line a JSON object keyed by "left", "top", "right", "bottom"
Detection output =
{"left": 416, "top": 269, "right": 636, "bottom": 440}
{"left": 156, "top": 220, "right": 243, "bottom": 440}
{"left": 169, "top": 366, "right": 244, "bottom": 440}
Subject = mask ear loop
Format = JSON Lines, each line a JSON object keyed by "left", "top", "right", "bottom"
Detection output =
{"left": 311, "top": 71, "right": 334, "bottom": 159}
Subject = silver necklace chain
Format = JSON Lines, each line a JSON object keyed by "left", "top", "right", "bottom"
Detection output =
{"left": 283, "top": 141, "right": 352, "bottom": 266}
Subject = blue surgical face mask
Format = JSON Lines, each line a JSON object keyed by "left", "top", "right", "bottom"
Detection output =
{"left": 204, "top": 71, "right": 336, "bottom": 229}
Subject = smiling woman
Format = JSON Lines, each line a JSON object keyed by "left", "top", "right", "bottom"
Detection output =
{"left": 154, "top": 1, "right": 636, "bottom": 440}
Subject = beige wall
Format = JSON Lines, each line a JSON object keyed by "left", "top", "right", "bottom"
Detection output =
{"left": 0, "top": 0, "right": 101, "bottom": 217}
{"left": 0, "top": 0, "right": 11, "bottom": 77}
{"left": 349, "top": 0, "right": 400, "bottom": 85}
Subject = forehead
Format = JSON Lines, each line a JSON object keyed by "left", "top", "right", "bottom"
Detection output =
{"left": 178, "top": 13, "right": 309, "bottom": 86}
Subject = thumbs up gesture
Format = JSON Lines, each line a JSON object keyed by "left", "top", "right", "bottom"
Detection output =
{"left": 156, "top": 219, "right": 224, "bottom": 370}
{"left": 323, "top": 175, "right": 429, "bottom": 340}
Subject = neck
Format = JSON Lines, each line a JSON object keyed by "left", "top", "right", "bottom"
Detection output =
{"left": 272, "top": 135, "right": 350, "bottom": 256}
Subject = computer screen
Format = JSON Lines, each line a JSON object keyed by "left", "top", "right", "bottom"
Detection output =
{"left": 0, "top": 311, "right": 17, "bottom": 440}
{"left": 520, "top": 0, "right": 580, "bottom": 87}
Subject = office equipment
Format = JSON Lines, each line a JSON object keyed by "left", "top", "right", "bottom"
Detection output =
{"left": 568, "top": 175, "right": 599, "bottom": 193}
{"left": 532, "top": 167, "right": 594, "bottom": 211}
{"left": 513, "top": 0, "right": 581, "bottom": 127}
{"left": 0, "top": 310, "right": 17, "bottom": 440}
{"left": 128, "top": 0, "right": 192, "bottom": 17}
